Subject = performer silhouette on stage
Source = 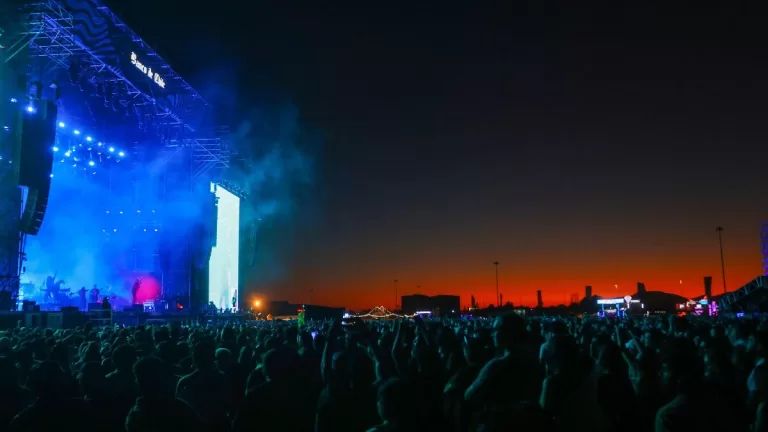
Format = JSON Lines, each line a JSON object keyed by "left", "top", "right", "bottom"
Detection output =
{"left": 78, "top": 286, "right": 87, "bottom": 310}
{"left": 44, "top": 274, "right": 65, "bottom": 304}
{"left": 132, "top": 278, "right": 143, "bottom": 305}
{"left": 89, "top": 285, "right": 100, "bottom": 303}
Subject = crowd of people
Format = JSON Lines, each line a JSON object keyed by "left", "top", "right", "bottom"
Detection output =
{"left": 0, "top": 312, "right": 766, "bottom": 431}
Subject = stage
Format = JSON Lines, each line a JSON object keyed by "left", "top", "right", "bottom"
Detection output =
{"left": 1, "top": 0, "right": 233, "bottom": 314}
{"left": 0, "top": 309, "right": 248, "bottom": 330}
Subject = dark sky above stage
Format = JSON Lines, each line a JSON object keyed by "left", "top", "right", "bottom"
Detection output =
{"left": 107, "top": 1, "right": 768, "bottom": 309}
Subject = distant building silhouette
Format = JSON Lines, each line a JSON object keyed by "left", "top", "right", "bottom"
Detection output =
{"left": 704, "top": 276, "right": 712, "bottom": 298}
{"left": 401, "top": 294, "right": 460, "bottom": 316}
{"left": 536, "top": 290, "right": 543, "bottom": 308}
{"left": 267, "top": 300, "right": 345, "bottom": 320}
{"left": 585, "top": 286, "right": 592, "bottom": 299}
{"left": 637, "top": 282, "right": 647, "bottom": 295}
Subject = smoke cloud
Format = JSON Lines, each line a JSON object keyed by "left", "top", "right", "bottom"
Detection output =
{"left": 228, "top": 102, "right": 316, "bottom": 288}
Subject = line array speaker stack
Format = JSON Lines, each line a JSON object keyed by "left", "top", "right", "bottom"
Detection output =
{"left": 18, "top": 100, "right": 58, "bottom": 235}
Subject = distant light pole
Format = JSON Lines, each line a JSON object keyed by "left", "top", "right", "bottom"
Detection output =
{"left": 493, "top": 261, "right": 500, "bottom": 307}
{"left": 393, "top": 279, "right": 398, "bottom": 310}
{"left": 716, "top": 227, "right": 727, "bottom": 294}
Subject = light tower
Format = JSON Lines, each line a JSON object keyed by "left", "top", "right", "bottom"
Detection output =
{"left": 716, "top": 227, "right": 727, "bottom": 294}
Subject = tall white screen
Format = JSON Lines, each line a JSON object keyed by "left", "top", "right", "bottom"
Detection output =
{"left": 209, "top": 183, "right": 240, "bottom": 309}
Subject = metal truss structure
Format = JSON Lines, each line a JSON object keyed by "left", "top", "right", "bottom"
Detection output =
{"left": 4, "top": 0, "right": 230, "bottom": 182}
{"left": 719, "top": 276, "right": 767, "bottom": 311}
{"left": 0, "top": 184, "right": 22, "bottom": 310}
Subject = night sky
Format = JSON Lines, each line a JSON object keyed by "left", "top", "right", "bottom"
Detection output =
{"left": 109, "top": 1, "right": 767, "bottom": 309}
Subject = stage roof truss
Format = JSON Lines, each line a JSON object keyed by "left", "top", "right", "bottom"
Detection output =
{"left": 11, "top": 0, "right": 230, "bottom": 181}
{"left": 16, "top": 0, "right": 191, "bottom": 130}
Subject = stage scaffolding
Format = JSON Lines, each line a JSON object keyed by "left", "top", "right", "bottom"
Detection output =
{"left": 1, "top": 0, "right": 228, "bottom": 309}
{"left": 4, "top": 0, "right": 230, "bottom": 180}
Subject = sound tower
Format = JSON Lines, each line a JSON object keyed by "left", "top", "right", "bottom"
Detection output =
{"left": 18, "top": 100, "right": 58, "bottom": 236}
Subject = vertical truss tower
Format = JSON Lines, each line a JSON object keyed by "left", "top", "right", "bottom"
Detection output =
{"left": 762, "top": 222, "right": 768, "bottom": 276}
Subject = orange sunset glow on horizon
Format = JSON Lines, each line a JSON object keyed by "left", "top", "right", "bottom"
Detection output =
{"left": 253, "top": 222, "right": 766, "bottom": 311}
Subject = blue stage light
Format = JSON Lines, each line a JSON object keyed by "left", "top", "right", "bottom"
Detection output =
{"left": 58, "top": 122, "right": 65, "bottom": 128}
{"left": 113, "top": 229, "right": 117, "bottom": 232}
{"left": 74, "top": 129, "right": 80, "bottom": 135}
{"left": 52, "top": 146, "right": 59, "bottom": 152}
{"left": 88, "top": 161, "right": 95, "bottom": 166}
{"left": 64, "top": 151, "right": 71, "bottom": 157}
{"left": 97, "top": 142, "right": 103, "bottom": 146}
{"left": 154, "top": 228, "right": 158, "bottom": 232}
{"left": 86, "top": 136, "right": 92, "bottom": 142}
{"left": 3, "top": 126, "right": 8, "bottom": 131}
{"left": 49, "top": 173, "right": 54, "bottom": 178}
{"left": 26, "top": 105, "right": 35, "bottom": 113}
{"left": 10, "top": 98, "right": 17, "bottom": 103}
{"left": 108, "top": 147, "right": 115, "bottom": 152}
{"left": 118, "top": 151, "right": 125, "bottom": 157}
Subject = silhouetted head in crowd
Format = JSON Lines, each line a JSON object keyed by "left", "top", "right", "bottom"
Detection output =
{"left": 376, "top": 378, "right": 414, "bottom": 427}
{"left": 79, "top": 361, "right": 106, "bottom": 399}
{"left": 0, "top": 337, "right": 11, "bottom": 356}
{"left": 748, "top": 330, "right": 768, "bottom": 359}
{"left": 463, "top": 336, "right": 487, "bottom": 366}
{"left": 112, "top": 344, "right": 137, "bottom": 373}
{"left": 83, "top": 341, "right": 100, "bottom": 363}
{"left": 27, "top": 360, "right": 65, "bottom": 400}
{"left": 0, "top": 356, "right": 18, "bottom": 387}
{"left": 546, "top": 335, "right": 580, "bottom": 376}
{"left": 133, "top": 356, "right": 174, "bottom": 399}
{"left": 262, "top": 347, "right": 300, "bottom": 383}
{"left": 493, "top": 313, "right": 527, "bottom": 351}
{"left": 661, "top": 337, "right": 702, "bottom": 396}
{"left": 193, "top": 340, "right": 216, "bottom": 370}
{"left": 49, "top": 343, "right": 69, "bottom": 369}
{"left": 215, "top": 348, "right": 234, "bottom": 371}
{"left": 156, "top": 341, "right": 175, "bottom": 364}
{"left": 16, "top": 346, "right": 34, "bottom": 370}
{"left": 283, "top": 326, "right": 299, "bottom": 348}
{"left": 298, "top": 331, "right": 313, "bottom": 351}
{"left": 642, "top": 329, "right": 663, "bottom": 352}
{"left": 153, "top": 326, "right": 170, "bottom": 344}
